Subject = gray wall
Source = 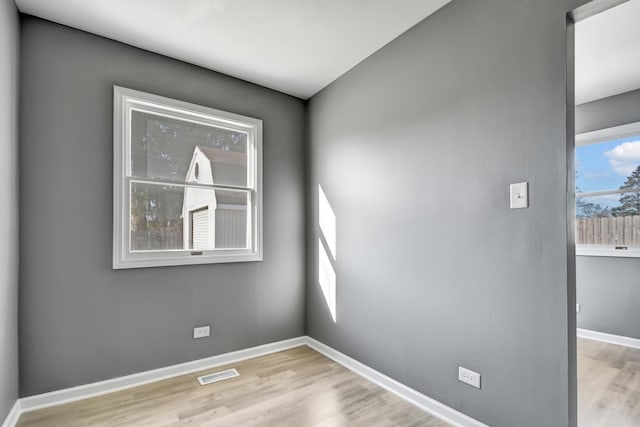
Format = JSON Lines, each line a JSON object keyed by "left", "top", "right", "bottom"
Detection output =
{"left": 576, "top": 88, "right": 640, "bottom": 133}
{"left": 306, "top": 1, "right": 585, "bottom": 426}
{"left": 19, "top": 17, "right": 306, "bottom": 396}
{"left": 575, "top": 89, "right": 640, "bottom": 339}
{"left": 0, "top": 0, "right": 20, "bottom": 422}
{"left": 576, "top": 256, "right": 640, "bottom": 338}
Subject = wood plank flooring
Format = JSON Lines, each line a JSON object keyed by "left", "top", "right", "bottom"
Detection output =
{"left": 578, "top": 337, "right": 640, "bottom": 427}
{"left": 17, "top": 346, "right": 450, "bottom": 427}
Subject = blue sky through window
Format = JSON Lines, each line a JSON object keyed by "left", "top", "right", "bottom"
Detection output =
{"left": 576, "top": 136, "right": 640, "bottom": 195}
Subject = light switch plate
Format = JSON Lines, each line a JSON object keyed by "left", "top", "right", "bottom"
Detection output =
{"left": 510, "top": 182, "right": 529, "bottom": 209}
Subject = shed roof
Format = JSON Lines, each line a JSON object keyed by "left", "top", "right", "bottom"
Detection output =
{"left": 193, "top": 145, "right": 247, "bottom": 206}
{"left": 196, "top": 145, "right": 246, "bottom": 167}
{"left": 194, "top": 145, "right": 247, "bottom": 189}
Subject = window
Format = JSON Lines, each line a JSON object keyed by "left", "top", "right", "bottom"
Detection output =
{"left": 575, "top": 122, "right": 640, "bottom": 257}
{"left": 113, "top": 86, "right": 262, "bottom": 269}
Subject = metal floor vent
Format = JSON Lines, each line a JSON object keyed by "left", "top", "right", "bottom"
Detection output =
{"left": 197, "top": 368, "right": 239, "bottom": 386}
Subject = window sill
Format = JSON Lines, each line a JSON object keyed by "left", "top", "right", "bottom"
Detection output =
{"left": 113, "top": 251, "right": 263, "bottom": 269}
{"left": 576, "top": 246, "right": 640, "bottom": 258}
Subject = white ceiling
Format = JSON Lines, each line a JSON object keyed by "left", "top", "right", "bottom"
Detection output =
{"left": 15, "top": 0, "right": 451, "bottom": 99}
{"left": 575, "top": 0, "right": 640, "bottom": 105}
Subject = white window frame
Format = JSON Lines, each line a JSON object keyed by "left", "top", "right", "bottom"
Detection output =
{"left": 576, "top": 121, "right": 640, "bottom": 258}
{"left": 113, "top": 86, "right": 263, "bottom": 269}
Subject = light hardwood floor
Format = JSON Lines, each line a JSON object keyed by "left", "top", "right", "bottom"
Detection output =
{"left": 17, "top": 346, "right": 450, "bottom": 427}
{"left": 578, "top": 337, "right": 640, "bottom": 427}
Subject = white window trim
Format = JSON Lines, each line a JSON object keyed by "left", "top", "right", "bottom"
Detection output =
{"left": 576, "top": 121, "right": 640, "bottom": 147}
{"left": 113, "top": 86, "right": 263, "bottom": 269}
{"left": 576, "top": 245, "right": 640, "bottom": 258}
{"left": 575, "top": 121, "right": 640, "bottom": 258}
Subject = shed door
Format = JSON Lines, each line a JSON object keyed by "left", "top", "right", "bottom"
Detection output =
{"left": 190, "top": 208, "right": 209, "bottom": 249}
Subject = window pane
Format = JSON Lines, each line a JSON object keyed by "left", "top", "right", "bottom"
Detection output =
{"left": 131, "top": 110, "right": 248, "bottom": 187}
{"left": 576, "top": 193, "right": 640, "bottom": 247}
{"left": 576, "top": 137, "right": 640, "bottom": 193}
{"left": 130, "top": 182, "right": 185, "bottom": 251}
{"left": 131, "top": 182, "right": 249, "bottom": 251}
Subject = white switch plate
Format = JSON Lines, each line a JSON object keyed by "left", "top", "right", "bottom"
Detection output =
{"left": 576, "top": 303, "right": 581, "bottom": 313}
{"left": 193, "top": 325, "right": 211, "bottom": 339}
{"left": 458, "top": 366, "right": 481, "bottom": 389}
{"left": 510, "top": 182, "right": 529, "bottom": 209}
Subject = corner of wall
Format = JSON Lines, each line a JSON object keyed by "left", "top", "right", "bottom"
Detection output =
{"left": 0, "top": 0, "right": 20, "bottom": 423}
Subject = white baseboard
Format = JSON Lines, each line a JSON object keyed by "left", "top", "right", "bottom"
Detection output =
{"left": 19, "top": 336, "right": 307, "bottom": 414}
{"left": 6, "top": 336, "right": 486, "bottom": 427}
{"left": 306, "top": 337, "right": 488, "bottom": 427}
{"left": 577, "top": 328, "right": 640, "bottom": 350}
{"left": 1, "top": 401, "right": 20, "bottom": 427}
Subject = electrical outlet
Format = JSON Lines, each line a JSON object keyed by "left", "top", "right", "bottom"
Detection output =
{"left": 458, "top": 366, "right": 481, "bottom": 389}
{"left": 193, "top": 325, "right": 211, "bottom": 339}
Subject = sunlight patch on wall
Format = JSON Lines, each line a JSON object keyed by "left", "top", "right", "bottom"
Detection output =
{"left": 318, "top": 184, "right": 337, "bottom": 322}
{"left": 318, "top": 238, "right": 337, "bottom": 322}
{"left": 319, "top": 184, "right": 337, "bottom": 260}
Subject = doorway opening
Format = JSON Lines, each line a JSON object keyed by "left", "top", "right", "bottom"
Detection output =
{"left": 570, "top": 1, "right": 640, "bottom": 425}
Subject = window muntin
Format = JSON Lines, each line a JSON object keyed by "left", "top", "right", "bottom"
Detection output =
{"left": 114, "top": 87, "right": 262, "bottom": 268}
{"left": 576, "top": 122, "right": 640, "bottom": 257}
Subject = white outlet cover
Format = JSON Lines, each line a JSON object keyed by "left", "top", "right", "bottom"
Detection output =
{"left": 193, "top": 325, "right": 211, "bottom": 339}
{"left": 458, "top": 366, "right": 481, "bottom": 389}
{"left": 510, "top": 182, "right": 529, "bottom": 209}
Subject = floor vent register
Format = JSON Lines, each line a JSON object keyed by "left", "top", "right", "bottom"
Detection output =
{"left": 197, "top": 368, "right": 240, "bottom": 385}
